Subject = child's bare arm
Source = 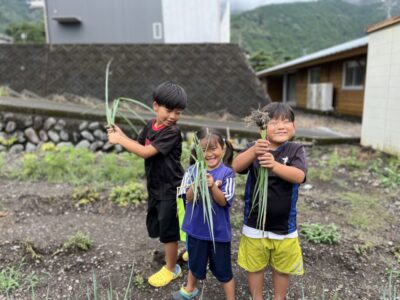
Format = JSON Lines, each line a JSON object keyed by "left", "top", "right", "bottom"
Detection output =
{"left": 186, "top": 186, "right": 194, "bottom": 202}
{"left": 232, "top": 139, "right": 269, "bottom": 172}
{"left": 258, "top": 153, "right": 305, "bottom": 184}
{"left": 207, "top": 174, "right": 227, "bottom": 207}
{"left": 107, "top": 125, "right": 158, "bottom": 159}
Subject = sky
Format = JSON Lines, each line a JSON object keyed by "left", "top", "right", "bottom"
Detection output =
{"left": 229, "top": 0, "right": 318, "bottom": 12}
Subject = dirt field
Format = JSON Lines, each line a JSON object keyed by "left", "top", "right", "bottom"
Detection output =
{"left": 0, "top": 144, "right": 399, "bottom": 299}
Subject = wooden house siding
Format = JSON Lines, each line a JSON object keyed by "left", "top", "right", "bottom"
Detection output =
{"left": 259, "top": 44, "right": 368, "bottom": 117}
{"left": 284, "top": 54, "right": 366, "bottom": 117}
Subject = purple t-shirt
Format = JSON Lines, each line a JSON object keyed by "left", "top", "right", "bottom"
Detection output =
{"left": 180, "top": 163, "right": 235, "bottom": 243}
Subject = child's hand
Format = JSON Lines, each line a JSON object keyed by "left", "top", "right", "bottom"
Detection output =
{"left": 206, "top": 174, "right": 215, "bottom": 188}
{"left": 107, "top": 130, "right": 121, "bottom": 145}
{"left": 110, "top": 124, "right": 127, "bottom": 137}
{"left": 254, "top": 139, "right": 270, "bottom": 156}
{"left": 258, "top": 152, "right": 276, "bottom": 170}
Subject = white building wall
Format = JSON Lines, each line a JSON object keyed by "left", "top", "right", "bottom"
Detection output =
{"left": 361, "top": 23, "right": 400, "bottom": 155}
{"left": 162, "top": 0, "right": 229, "bottom": 43}
{"left": 220, "top": 0, "right": 230, "bottom": 43}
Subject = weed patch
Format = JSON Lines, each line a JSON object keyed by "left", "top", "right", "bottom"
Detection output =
{"left": 109, "top": 182, "right": 147, "bottom": 207}
{"left": 63, "top": 231, "right": 92, "bottom": 252}
{"left": 73, "top": 187, "right": 100, "bottom": 206}
{"left": 300, "top": 223, "right": 340, "bottom": 244}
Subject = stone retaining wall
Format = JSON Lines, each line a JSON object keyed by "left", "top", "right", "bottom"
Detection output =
{"left": 0, "top": 112, "right": 128, "bottom": 154}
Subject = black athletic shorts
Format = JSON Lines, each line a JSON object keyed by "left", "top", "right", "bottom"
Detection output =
{"left": 146, "top": 198, "right": 180, "bottom": 243}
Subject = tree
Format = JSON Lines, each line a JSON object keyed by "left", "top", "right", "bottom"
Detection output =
{"left": 5, "top": 22, "right": 45, "bottom": 44}
{"left": 249, "top": 50, "right": 275, "bottom": 72}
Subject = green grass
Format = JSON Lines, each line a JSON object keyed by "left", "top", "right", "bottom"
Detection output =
{"left": 369, "top": 157, "right": 400, "bottom": 189}
{"left": 308, "top": 147, "right": 366, "bottom": 182}
{"left": 0, "top": 264, "right": 40, "bottom": 296}
{"left": 300, "top": 223, "right": 340, "bottom": 244}
{"left": 9, "top": 146, "right": 144, "bottom": 186}
{"left": 381, "top": 270, "right": 400, "bottom": 300}
{"left": 338, "top": 192, "right": 389, "bottom": 231}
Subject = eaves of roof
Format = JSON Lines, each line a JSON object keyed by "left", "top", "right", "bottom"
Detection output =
{"left": 257, "top": 36, "right": 368, "bottom": 77}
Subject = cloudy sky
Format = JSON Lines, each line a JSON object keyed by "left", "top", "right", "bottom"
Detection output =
{"left": 229, "top": 0, "right": 318, "bottom": 12}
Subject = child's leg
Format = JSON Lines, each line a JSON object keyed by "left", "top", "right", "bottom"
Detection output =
{"left": 247, "top": 270, "right": 264, "bottom": 300}
{"left": 165, "top": 241, "right": 178, "bottom": 272}
{"left": 209, "top": 241, "right": 235, "bottom": 300}
{"left": 222, "top": 278, "right": 235, "bottom": 300}
{"left": 237, "top": 236, "right": 272, "bottom": 300}
{"left": 148, "top": 200, "right": 181, "bottom": 287}
{"left": 186, "top": 270, "right": 198, "bottom": 292}
{"left": 272, "top": 269, "right": 289, "bottom": 300}
{"left": 269, "top": 237, "right": 303, "bottom": 300}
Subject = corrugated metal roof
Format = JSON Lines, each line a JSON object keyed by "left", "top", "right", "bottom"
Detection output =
{"left": 257, "top": 36, "right": 368, "bottom": 76}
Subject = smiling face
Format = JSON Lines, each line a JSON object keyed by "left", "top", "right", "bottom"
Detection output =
{"left": 199, "top": 136, "right": 224, "bottom": 170}
{"left": 265, "top": 117, "right": 295, "bottom": 149}
{"left": 153, "top": 102, "right": 183, "bottom": 127}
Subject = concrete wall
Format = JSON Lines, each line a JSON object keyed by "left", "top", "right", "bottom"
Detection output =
{"left": 45, "top": 0, "right": 163, "bottom": 44}
{"left": 361, "top": 23, "right": 400, "bottom": 155}
{"left": 45, "top": 0, "right": 230, "bottom": 44}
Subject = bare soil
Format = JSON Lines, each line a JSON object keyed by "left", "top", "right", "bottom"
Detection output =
{"left": 0, "top": 145, "right": 399, "bottom": 300}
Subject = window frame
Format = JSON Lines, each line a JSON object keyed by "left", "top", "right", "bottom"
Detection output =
{"left": 152, "top": 22, "right": 163, "bottom": 40}
{"left": 342, "top": 59, "right": 366, "bottom": 90}
{"left": 308, "top": 67, "right": 321, "bottom": 84}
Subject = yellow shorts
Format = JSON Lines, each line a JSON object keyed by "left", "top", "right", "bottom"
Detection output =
{"left": 237, "top": 235, "right": 304, "bottom": 275}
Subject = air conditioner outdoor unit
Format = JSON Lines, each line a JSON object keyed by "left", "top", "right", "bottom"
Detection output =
{"left": 307, "top": 83, "right": 333, "bottom": 111}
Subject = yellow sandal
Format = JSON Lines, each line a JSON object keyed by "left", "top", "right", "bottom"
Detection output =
{"left": 148, "top": 265, "right": 182, "bottom": 287}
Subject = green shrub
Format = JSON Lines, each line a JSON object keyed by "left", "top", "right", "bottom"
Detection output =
{"left": 109, "top": 182, "right": 147, "bottom": 207}
{"left": 300, "top": 223, "right": 340, "bottom": 244}
{"left": 63, "top": 231, "right": 92, "bottom": 252}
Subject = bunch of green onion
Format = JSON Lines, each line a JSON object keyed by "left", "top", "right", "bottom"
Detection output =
{"left": 244, "top": 109, "right": 270, "bottom": 232}
{"left": 181, "top": 133, "right": 216, "bottom": 249}
{"left": 104, "top": 59, "right": 155, "bottom": 134}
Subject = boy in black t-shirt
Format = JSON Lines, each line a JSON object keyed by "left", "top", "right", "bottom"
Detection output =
{"left": 107, "top": 82, "right": 187, "bottom": 287}
{"left": 232, "top": 103, "right": 307, "bottom": 300}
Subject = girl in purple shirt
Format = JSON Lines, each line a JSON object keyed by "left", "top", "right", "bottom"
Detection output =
{"left": 173, "top": 128, "right": 236, "bottom": 300}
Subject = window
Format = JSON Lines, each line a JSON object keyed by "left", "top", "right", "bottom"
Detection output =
{"left": 308, "top": 67, "right": 321, "bottom": 84}
{"left": 152, "top": 22, "right": 162, "bottom": 40}
{"left": 343, "top": 59, "right": 366, "bottom": 89}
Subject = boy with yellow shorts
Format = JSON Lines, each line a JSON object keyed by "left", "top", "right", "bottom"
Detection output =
{"left": 232, "top": 103, "right": 307, "bottom": 300}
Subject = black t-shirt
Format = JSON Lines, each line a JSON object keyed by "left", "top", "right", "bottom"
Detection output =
{"left": 137, "top": 119, "right": 184, "bottom": 201}
{"left": 241, "top": 141, "right": 307, "bottom": 234}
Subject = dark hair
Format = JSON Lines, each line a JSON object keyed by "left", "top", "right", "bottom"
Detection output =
{"left": 189, "top": 128, "right": 234, "bottom": 167}
{"left": 153, "top": 81, "right": 187, "bottom": 110}
{"left": 262, "top": 102, "right": 295, "bottom": 124}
